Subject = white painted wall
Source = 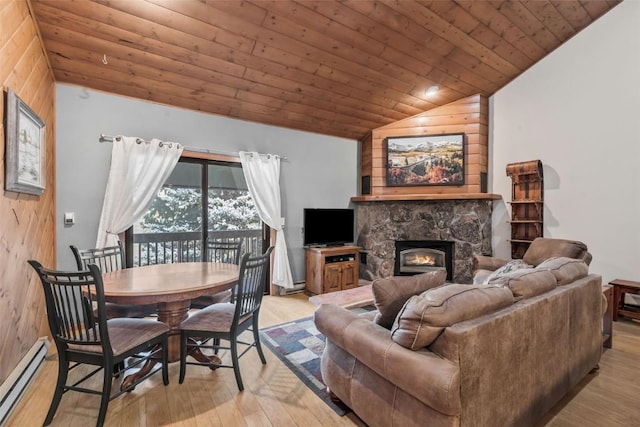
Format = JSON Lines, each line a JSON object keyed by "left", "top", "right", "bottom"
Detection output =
{"left": 490, "top": 1, "right": 640, "bottom": 285}
{"left": 55, "top": 84, "right": 358, "bottom": 282}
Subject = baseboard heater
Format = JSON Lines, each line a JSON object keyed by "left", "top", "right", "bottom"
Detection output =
{"left": 0, "top": 337, "right": 50, "bottom": 426}
{"left": 278, "top": 281, "right": 306, "bottom": 296}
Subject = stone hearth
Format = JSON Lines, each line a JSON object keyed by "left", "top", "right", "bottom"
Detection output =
{"left": 356, "top": 200, "right": 492, "bottom": 283}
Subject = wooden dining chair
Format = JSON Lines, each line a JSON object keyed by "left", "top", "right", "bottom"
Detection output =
{"left": 189, "top": 239, "right": 244, "bottom": 309}
{"left": 70, "top": 242, "right": 157, "bottom": 318}
{"left": 179, "top": 246, "right": 273, "bottom": 391}
{"left": 28, "top": 261, "right": 169, "bottom": 427}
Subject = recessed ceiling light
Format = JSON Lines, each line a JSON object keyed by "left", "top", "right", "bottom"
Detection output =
{"left": 424, "top": 85, "right": 439, "bottom": 97}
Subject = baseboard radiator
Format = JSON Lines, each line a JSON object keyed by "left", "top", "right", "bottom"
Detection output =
{"left": 0, "top": 337, "right": 50, "bottom": 426}
{"left": 278, "top": 281, "right": 306, "bottom": 296}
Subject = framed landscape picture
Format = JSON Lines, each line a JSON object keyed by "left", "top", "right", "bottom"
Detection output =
{"left": 386, "top": 133, "right": 465, "bottom": 186}
{"left": 4, "top": 88, "right": 46, "bottom": 195}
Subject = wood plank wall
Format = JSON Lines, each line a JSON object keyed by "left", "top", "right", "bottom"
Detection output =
{"left": 360, "top": 94, "right": 488, "bottom": 196}
{"left": 0, "top": 0, "right": 56, "bottom": 384}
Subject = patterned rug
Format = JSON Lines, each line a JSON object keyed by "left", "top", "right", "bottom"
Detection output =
{"left": 260, "top": 306, "right": 374, "bottom": 416}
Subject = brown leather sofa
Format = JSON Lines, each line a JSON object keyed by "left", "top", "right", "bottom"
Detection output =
{"left": 315, "top": 257, "right": 602, "bottom": 427}
{"left": 473, "top": 237, "right": 592, "bottom": 284}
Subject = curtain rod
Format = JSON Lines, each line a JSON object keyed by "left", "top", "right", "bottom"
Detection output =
{"left": 99, "top": 134, "right": 287, "bottom": 160}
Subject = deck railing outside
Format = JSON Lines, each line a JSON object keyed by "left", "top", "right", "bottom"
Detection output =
{"left": 133, "top": 229, "right": 262, "bottom": 266}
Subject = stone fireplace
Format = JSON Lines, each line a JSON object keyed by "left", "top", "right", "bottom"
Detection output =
{"left": 356, "top": 199, "right": 493, "bottom": 283}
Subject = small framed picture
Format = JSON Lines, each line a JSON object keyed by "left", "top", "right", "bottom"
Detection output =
{"left": 4, "top": 88, "right": 46, "bottom": 195}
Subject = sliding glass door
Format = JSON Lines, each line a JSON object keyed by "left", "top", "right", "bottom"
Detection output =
{"left": 126, "top": 158, "right": 266, "bottom": 267}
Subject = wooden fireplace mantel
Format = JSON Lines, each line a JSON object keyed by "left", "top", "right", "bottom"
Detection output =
{"left": 351, "top": 193, "right": 502, "bottom": 203}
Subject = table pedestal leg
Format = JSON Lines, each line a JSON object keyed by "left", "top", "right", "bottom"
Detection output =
{"left": 186, "top": 338, "right": 222, "bottom": 369}
{"left": 157, "top": 300, "right": 191, "bottom": 362}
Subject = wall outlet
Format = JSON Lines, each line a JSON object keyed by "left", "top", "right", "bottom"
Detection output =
{"left": 64, "top": 212, "right": 75, "bottom": 225}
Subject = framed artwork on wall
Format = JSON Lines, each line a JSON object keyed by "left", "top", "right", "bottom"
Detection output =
{"left": 385, "top": 133, "right": 465, "bottom": 186}
{"left": 4, "top": 88, "right": 46, "bottom": 195}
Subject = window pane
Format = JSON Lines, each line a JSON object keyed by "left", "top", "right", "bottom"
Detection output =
{"left": 207, "top": 164, "right": 262, "bottom": 256}
{"left": 133, "top": 162, "right": 203, "bottom": 265}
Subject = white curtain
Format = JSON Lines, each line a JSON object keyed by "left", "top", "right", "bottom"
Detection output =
{"left": 239, "top": 151, "right": 294, "bottom": 289}
{"left": 96, "top": 136, "right": 183, "bottom": 248}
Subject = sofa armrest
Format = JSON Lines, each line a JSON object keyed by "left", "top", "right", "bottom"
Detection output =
{"left": 315, "top": 304, "right": 461, "bottom": 415}
{"left": 473, "top": 255, "right": 509, "bottom": 272}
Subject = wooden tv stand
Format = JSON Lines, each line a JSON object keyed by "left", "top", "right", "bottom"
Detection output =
{"left": 305, "top": 246, "right": 360, "bottom": 295}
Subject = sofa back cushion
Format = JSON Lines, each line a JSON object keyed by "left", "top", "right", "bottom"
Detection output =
{"left": 391, "top": 284, "right": 514, "bottom": 350}
{"left": 536, "top": 257, "right": 589, "bottom": 285}
{"left": 372, "top": 270, "right": 446, "bottom": 329}
{"left": 488, "top": 268, "right": 557, "bottom": 301}
{"left": 522, "top": 238, "right": 590, "bottom": 266}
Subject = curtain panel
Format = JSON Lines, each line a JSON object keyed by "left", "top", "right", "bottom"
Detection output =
{"left": 239, "top": 151, "right": 294, "bottom": 289}
{"left": 96, "top": 136, "right": 183, "bottom": 248}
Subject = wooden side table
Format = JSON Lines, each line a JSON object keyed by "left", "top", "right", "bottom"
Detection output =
{"left": 602, "top": 284, "right": 612, "bottom": 349}
{"left": 609, "top": 279, "right": 640, "bottom": 321}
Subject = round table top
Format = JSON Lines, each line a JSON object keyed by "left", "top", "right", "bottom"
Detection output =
{"left": 101, "top": 262, "right": 240, "bottom": 304}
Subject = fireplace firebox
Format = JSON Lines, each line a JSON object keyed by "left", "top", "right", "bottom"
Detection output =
{"left": 394, "top": 240, "right": 454, "bottom": 281}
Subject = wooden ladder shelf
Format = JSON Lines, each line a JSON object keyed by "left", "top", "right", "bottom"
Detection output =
{"left": 506, "top": 160, "right": 543, "bottom": 259}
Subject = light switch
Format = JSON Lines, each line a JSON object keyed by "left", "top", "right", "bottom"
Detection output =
{"left": 64, "top": 212, "right": 75, "bottom": 225}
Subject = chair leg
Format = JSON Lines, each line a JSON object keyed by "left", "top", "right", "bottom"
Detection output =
{"left": 230, "top": 335, "right": 244, "bottom": 392}
{"left": 252, "top": 316, "right": 267, "bottom": 365}
{"left": 44, "top": 357, "right": 69, "bottom": 426}
{"left": 179, "top": 332, "right": 187, "bottom": 384}
{"left": 161, "top": 337, "right": 169, "bottom": 386}
{"left": 97, "top": 363, "right": 113, "bottom": 427}
{"left": 213, "top": 338, "right": 220, "bottom": 355}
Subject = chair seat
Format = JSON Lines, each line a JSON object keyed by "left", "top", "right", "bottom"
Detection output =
{"left": 69, "top": 318, "right": 169, "bottom": 356}
{"left": 181, "top": 303, "right": 251, "bottom": 333}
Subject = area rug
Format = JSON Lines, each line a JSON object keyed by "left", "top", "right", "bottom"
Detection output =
{"left": 260, "top": 306, "right": 374, "bottom": 416}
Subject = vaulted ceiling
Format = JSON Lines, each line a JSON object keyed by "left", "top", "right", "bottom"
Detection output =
{"left": 30, "top": 0, "right": 621, "bottom": 140}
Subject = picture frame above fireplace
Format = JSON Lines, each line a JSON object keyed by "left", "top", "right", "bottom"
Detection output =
{"left": 385, "top": 133, "right": 465, "bottom": 186}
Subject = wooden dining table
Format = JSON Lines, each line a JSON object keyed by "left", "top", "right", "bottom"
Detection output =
{"left": 101, "top": 262, "right": 240, "bottom": 364}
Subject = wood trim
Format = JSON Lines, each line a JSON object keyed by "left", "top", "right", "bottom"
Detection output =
{"left": 351, "top": 193, "right": 501, "bottom": 203}
{"left": 181, "top": 150, "right": 239, "bottom": 163}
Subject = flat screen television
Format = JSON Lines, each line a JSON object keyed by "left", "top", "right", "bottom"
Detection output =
{"left": 303, "top": 208, "right": 354, "bottom": 247}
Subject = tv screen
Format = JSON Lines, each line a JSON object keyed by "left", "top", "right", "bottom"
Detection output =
{"left": 303, "top": 208, "right": 354, "bottom": 246}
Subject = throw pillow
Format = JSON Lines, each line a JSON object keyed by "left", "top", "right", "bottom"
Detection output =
{"left": 482, "top": 259, "right": 532, "bottom": 284}
{"left": 372, "top": 270, "right": 447, "bottom": 329}
{"left": 522, "top": 238, "right": 588, "bottom": 267}
{"left": 390, "top": 284, "right": 514, "bottom": 350}
{"left": 488, "top": 268, "right": 557, "bottom": 301}
{"left": 536, "top": 257, "right": 589, "bottom": 285}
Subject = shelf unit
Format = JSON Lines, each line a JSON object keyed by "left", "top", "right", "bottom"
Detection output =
{"left": 506, "top": 160, "right": 543, "bottom": 259}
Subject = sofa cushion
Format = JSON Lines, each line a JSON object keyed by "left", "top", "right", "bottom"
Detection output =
{"left": 372, "top": 270, "right": 446, "bottom": 329}
{"left": 488, "top": 268, "right": 557, "bottom": 301}
{"left": 482, "top": 259, "right": 532, "bottom": 284}
{"left": 390, "top": 284, "right": 514, "bottom": 350}
{"left": 536, "top": 257, "right": 589, "bottom": 285}
{"left": 522, "top": 238, "right": 589, "bottom": 266}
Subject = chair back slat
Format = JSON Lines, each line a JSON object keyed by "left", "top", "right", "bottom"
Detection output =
{"left": 234, "top": 247, "right": 273, "bottom": 320}
{"left": 71, "top": 241, "right": 125, "bottom": 273}
{"left": 206, "top": 239, "right": 243, "bottom": 265}
{"left": 29, "top": 261, "right": 109, "bottom": 348}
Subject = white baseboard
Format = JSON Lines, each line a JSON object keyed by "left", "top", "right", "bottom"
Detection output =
{"left": 0, "top": 337, "right": 50, "bottom": 426}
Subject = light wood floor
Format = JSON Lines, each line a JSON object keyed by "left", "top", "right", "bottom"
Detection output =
{"left": 7, "top": 294, "right": 640, "bottom": 427}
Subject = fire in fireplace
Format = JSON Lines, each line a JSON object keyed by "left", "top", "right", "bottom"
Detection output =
{"left": 394, "top": 240, "right": 454, "bottom": 281}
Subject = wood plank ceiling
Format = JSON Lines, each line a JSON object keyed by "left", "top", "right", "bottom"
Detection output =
{"left": 29, "top": 0, "right": 621, "bottom": 140}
